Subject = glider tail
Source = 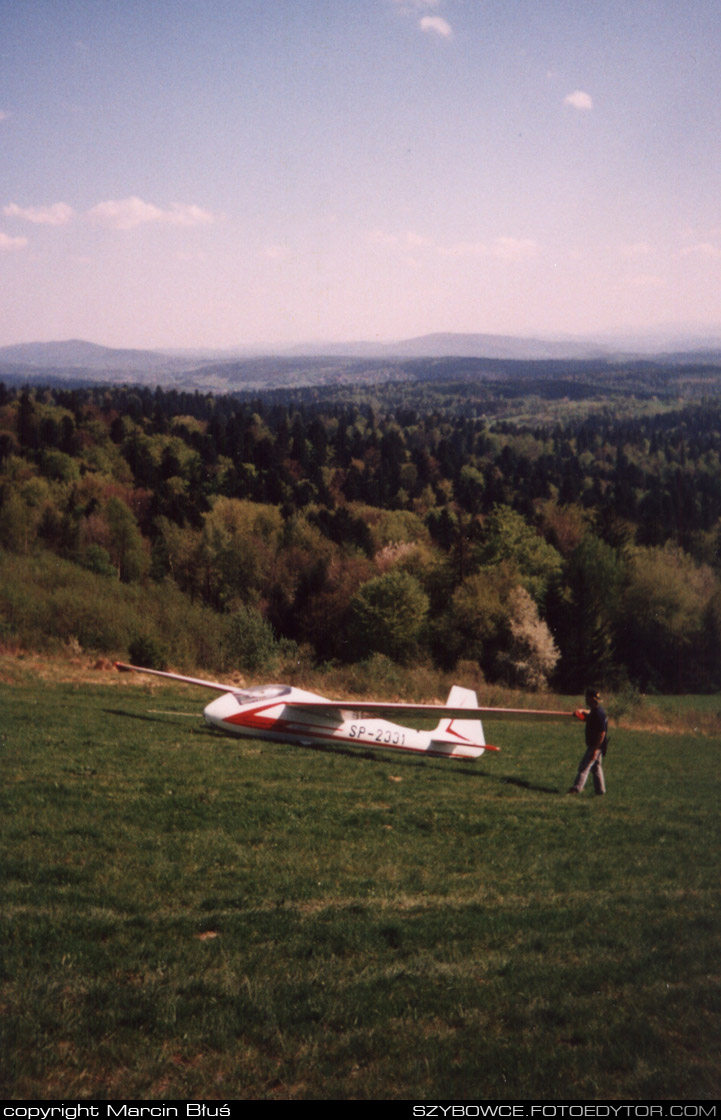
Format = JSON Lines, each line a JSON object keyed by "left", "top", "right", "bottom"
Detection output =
{"left": 430, "top": 685, "right": 490, "bottom": 759}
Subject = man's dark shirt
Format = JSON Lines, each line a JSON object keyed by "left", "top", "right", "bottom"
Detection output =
{"left": 585, "top": 704, "right": 609, "bottom": 755}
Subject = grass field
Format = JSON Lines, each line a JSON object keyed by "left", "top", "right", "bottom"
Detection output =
{"left": 1, "top": 674, "right": 720, "bottom": 1100}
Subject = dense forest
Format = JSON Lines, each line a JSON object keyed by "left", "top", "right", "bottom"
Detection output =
{"left": 1, "top": 377, "right": 720, "bottom": 694}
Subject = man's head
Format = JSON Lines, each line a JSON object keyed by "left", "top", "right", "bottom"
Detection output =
{"left": 585, "top": 687, "right": 600, "bottom": 706}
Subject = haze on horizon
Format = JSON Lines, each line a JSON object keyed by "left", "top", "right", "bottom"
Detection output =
{"left": 2, "top": 1, "right": 720, "bottom": 352}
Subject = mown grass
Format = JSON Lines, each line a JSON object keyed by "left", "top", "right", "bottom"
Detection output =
{"left": 1, "top": 677, "right": 720, "bottom": 1100}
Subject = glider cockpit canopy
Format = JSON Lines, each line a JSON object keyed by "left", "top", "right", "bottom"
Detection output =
{"left": 229, "top": 684, "right": 292, "bottom": 705}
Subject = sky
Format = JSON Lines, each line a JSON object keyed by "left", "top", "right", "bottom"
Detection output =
{"left": 2, "top": 0, "right": 721, "bottom": 350}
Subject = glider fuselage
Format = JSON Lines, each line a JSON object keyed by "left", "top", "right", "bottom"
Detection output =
{"left": 202, "top": 684, "right": 485, "bottom": 760}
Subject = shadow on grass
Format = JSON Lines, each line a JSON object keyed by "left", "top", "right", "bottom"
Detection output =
{"left": 236, "top": 735, "right": 494, "bottom": 777}
{"left": 104, "top": 708, "right": 560, "bottom": 791}
{"left": 499, "top": 775, "right": 562, "bottom": 795}
{"left": 103, "top": 707, "right": 209, "bottom": 731}
{"left": 285, "top": 742, "right": 540, "bottom": 788}
{"left": 287, "top": 739, "right": 449, "bottom": 767}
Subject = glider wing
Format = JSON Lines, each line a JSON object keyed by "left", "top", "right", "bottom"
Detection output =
{"left": 114, "top": 662, "right": 233, "bottom": 693}
{"left": 290, "top": 701, "right": 573, "bottom": 721}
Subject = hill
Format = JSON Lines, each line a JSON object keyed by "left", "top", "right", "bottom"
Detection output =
{"left": 0, "top": 338, "right": 200, "bottom": 382}
{"left": 285, "top": 331, "right": 609, "bottom": 360}
{"left": 3, "top": 332, "right": 721, "bottom": 392}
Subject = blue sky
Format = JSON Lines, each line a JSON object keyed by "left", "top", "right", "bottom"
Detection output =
{"left": 2, "top": 0, "right": 720, "bottom": 348}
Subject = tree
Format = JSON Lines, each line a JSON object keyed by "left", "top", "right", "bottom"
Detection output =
{"left": 224, "top": 604, "right": 280, "bottom": 673}
{"left": 347, "top": 570, "right": 429, "bottom": 663}
{"left": 620, "top": 544, "right": 718, "bottom": 691}
{"left": 702, "top": 587, "right": 721, "bottom": 690}
{"left": 455, "top": 464, "right": 485, "bottom": 515}
{"left": 106, "top": 497, "right": 148, "bottom": 582}
{"left": 296, "top": 552, "right": 374, "bottom": 661}
{"left": 431, "top": 565, "right": 516, "bottom": 672}
{"left": 17, "top": 390, "right": 37, "bottom": 452}
{"left": 200, "top": 498, "right": 281, "bottom": 607}
{"left": 494, "top": 586, "right": 559, "bottom": 690}
{"left": 536, "top": 500, "right": 588, "bottom": 557}
{"left": 265, "top": 515, "right": 333, "bottom": 640}
{"left": 476, "top": 505, "right": 562, "bottom": 604}
{"left": 0, "top": 477, "right": 50, "bottom": 554}
{"left": 554, "top": 534, "right": 626, "bottom": 690}
{"left": 0, "top": 486, "right": 32, "bottom": 552}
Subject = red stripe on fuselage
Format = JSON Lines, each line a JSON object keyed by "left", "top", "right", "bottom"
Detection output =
{"left": 224, "top": 704, "right": 340, "bottom": 736}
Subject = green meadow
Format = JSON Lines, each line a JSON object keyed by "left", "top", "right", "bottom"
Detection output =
{"left": 1, "top": 677, "right": 720, "bottom": 1101}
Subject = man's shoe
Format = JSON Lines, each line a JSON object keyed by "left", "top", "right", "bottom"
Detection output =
{"left": 566, "top": 787, "right": 579, "bottom": 794}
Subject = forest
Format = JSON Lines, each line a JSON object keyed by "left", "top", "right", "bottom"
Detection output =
{"left": 1, "top": 375, "right": 721, "bottom": 694}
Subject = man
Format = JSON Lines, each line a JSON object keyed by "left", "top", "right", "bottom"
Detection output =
{"left": 568, "top": 687, "right": 608, "bottom": 795}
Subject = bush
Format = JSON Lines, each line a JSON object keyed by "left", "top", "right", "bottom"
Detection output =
{"left": 128, "top": 633, "right": 168, "bottom": 670}
{"left": 80, "top": 544, "right": 116, "bottom": 578}
{"left": 224, "top": 605, "right": 281, "bottom": 673}
{"left": 347, "top": 570, "right": 429, "bottom": 664}
{"left": 0, "top": 550, "right": 227, "bottom": 668}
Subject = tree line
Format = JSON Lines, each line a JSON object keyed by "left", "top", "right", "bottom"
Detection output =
{"left": 1, "top": 380, "right": 720, "bottom": 693}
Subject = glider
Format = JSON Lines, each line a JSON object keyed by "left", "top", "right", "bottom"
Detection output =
{"left": 115, "top": 662, "right": 573, "bottom": 761}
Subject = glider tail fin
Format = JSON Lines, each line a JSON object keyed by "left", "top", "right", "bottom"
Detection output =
{"left": 430, "top": 685, "right": 488, "bottom": 759}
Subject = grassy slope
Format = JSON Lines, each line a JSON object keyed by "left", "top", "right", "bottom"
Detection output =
{"left": 1, "top": 677, "right": 720, "bottom": 1100}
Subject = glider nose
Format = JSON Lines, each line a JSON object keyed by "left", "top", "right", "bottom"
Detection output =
{"left": 204, "top": 693, "right": 238, "bottom": 730}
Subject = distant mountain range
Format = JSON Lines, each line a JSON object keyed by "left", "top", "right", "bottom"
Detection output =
{"left": 0, "top": 339, "right": 195, "bottom": 375}
{"left": 283, "top": 332, "right": 609, "bottom": 361}
{"left": 1, "top": 331, "right": 721, "bottom": 392}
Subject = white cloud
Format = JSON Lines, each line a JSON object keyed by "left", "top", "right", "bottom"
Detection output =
{"left": 88, "top": 197, "right": 163, "bottom": 229}
{"left": 420, "top": 15, "right": 453, "bottom": 38}
{"left": 166, "top": 203, "right": 216, "bottom": 227}
{"left": 619, "top": 241, "right": 653, "bottom": 260}
{"left": 564, "top": 90, "right": 593, "bottom": 111}
{"left": 372, "top": 229, "right": 540, "bottom": 262}
{"left": 440, "top": 240, "right": 488, "bottom": 259}
{"left": 3, "top": 201, "right": 75, "bottom": 226}
{"left": 405, "top": 231, "right": 432, "bottom": 248}
{"left": 369, "top": 229, "right": 433, "bottom": 251}
{"left": 368, "top": 229, "right": 400, "bottom": 247}
{"left": 680, "top": 241, "right": 721, "bottom": 259}
{"left": 88, "top": 196, "right": 215, "bottom": 230}
{"left": 392, "top": 2, "right": 451, "bottom": 39}
{"left": 491, "top": 236, "right": 541, "bottom": 261}
{"left": 0, "top": 231, "right": 28, "bottom": 251}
